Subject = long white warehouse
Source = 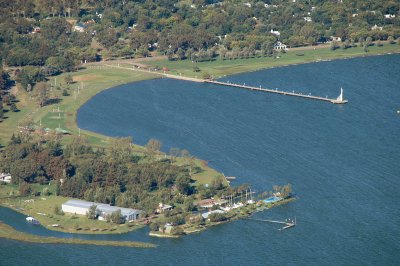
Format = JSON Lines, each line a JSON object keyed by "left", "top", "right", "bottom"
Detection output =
{"left": 62, "top": 199, "right": 142, "bottom": 222}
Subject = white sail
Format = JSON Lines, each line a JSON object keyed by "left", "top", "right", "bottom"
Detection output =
{"left": 336, "top": 88, "right": 343, "bottom": 101}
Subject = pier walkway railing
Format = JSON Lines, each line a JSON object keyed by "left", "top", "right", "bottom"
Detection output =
{"left": 102, "top": 64, "right": 347, "bottom": 104}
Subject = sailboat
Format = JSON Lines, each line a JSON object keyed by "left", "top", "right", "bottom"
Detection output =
{"left": 331, "top": 88, "right": 348, "bottom": 104}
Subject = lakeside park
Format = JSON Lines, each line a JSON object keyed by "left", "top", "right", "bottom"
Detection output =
{"left": 0, "top": 42, "right": 400, "bottom": 246}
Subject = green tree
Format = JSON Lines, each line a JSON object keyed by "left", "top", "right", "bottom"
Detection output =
{"left": 86, "top": 204, "right": 98, "bottom": 219}
{"left": 64, "top": 74, "right": 73, "bottom": 84}
{"left": 176, "top": 48, "right": 185, "bottom": 60}
{"left": 53, "top": 204, "right": 64, "bottom": 215}
{"left": 109, "top": 209, "right": 125, "bottom": 224}
{"left": 34, "top": 82, "right": 49, "bottom": 107}
{"left": 0, "top": 98, "right": 3, "bottom": 120}
{"left": 145, "top": 138, "right": 162, "bottom": 154}
{"left": 208, "top": 212, "right": 227, "bottom": 222}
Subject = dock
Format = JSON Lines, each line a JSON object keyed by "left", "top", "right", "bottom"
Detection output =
{"left": 102, "top": 64, "right": 348, "bottom": 104}
{"left": 246, "top": 217, "right": 296, "bottom": 230}
{"left": 206, "top": 80, "right": 348, "bottom": 104}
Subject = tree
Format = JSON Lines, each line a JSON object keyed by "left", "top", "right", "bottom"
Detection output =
{"left": 86, "top": 204, "right": 98, "bottom": 219}
{"left": 182, "top": 197, "right": 195, "bottom": 212}
{"left": 175, "top": 175, "right": 193, "bottom": 195}
{"left": 208, "top": 212, "right": 227, "bottom": 222}
{"left": 64, "top": 74, "right": 73, "bottom": 84}
{"left": 53, "top": 204, "right": 64, "bottom": 215}
{"left": 365, "top": 37, "right": 373, "bottom": 46}
{"left": 145, "top": 138, "right": 162, "bottom": 154}
{"left": 170, "top": 226, "right": 184, "bottom": 235}
{"left": 363, "top": 44, "right": 369, "bottom": 53}
{"left": 19, "top": 182, "right": 32, "bottom": 196}
{"left": 388, "top": 36, "right": 395, "bottom": 44}
{"left": 109, "top": 209, "right": 125, "bottom": 224}
{"left": 10, "top": 102, "right": 18, "bottom": 112}
{"left": 176, "top": 48, "right": 185, "bottom": 60}
{"left": 0, "top": 98, "right": 3, "bottom": 120}
{"left": 35, "top": 82, "right": 49, "bottom": 107}
{"left": 202, "top": 72, "right": 211, "bottom": 80}
{"left": 330, "top": 41, "right": 339, "bottom": 51}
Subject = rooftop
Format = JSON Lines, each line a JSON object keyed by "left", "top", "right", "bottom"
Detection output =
{"left": 62, "top": 199, "right": 142, "bottom": 216}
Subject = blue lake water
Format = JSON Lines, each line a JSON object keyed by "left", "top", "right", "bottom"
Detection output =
{"left": 1, "top": 54, "right": 400, "bottom": 265}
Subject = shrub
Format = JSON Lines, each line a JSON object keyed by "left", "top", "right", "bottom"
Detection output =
{"left": 54, "top": 205, "right": 64, "bottom": 215}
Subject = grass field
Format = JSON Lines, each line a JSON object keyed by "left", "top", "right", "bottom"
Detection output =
{"left": 142, "top": 43, "right": 400, "bottom": 79}
{"left": 0, "top": 184, "right": 148, "bottom": 234}
{"left": 0, "top": 221, "right": 155, "bottom": 248}
{"left": 0, "top": 67, "right": 158, "bottom": 147}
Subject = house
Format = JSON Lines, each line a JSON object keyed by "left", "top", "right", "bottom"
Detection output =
{"left": 0, "top": 173, "right": 11, "bottom": 183}
{"left": 303, "top": 17, "right": 312, "bottom": 22}
{"left": 73, "top": 23, "right": 85, "bottom": 33}
{"left": 352, "top": 13, "right": 359, "bottom": 17}
{"left": 202, "top": 210, "right": 225, "bottom": 219}
{"left": 156, "top": 202, "right": 173, "bottom": 214}
{"left": 331, "top": 36, "right": 342, "bottom": 42}
{"left": 61, "top": 199, "right": 142, "bottom": 222}
{"left": 197, "top": 199, "right": 215, "bottom": 208}
{"left": 243, "top": 2, "right": 251, "bottom": 7}
{"left": 384, "top": 14, "right": 396, "bottom": 19}
{"left": 32, "top": 27, "right": 41, "bottom": 33}
{"left": 371, "top": 24, "right": 383, "bottom": 31}
{"left": 270, "top": 29, "right": 280, "bottom": 36}
{"left": 273, "top": 41, "right": 287, "bottom": 50}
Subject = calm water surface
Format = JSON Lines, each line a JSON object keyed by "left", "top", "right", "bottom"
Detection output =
{"left": 1, "top": 54, "right": 399, "bottom": 265}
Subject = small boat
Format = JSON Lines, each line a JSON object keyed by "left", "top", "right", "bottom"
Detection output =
{"left": 26, "top": 216, "right": 40, "bottom": 225}
{"left": 331, "top": 88, "right": 348, "bottom": 104}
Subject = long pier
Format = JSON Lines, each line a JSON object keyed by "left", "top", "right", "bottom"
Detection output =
{"left": 206, "top": 80, "right": 348, "bottom": 104}
{"left": 246, "top": 217, "right": 296, "bottom": 230}
{"left": 101, "top": 64, "right": 348, "bottom": 104}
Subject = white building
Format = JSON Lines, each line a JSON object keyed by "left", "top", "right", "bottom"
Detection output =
{"left": 270, "top": 29, "right": 280, "bottom": 36}
{"left": 371, "top": 24, "right": 383, "bottom": 31}
{"left": 331, "top": 36, "right": 342, "bottom": 42}
{"left": 0, "top": 173, "right": 11, "bottom": 183}
{"left": 73, "top": 25, "right": 85, "bottom": 33}
{"left": 273, "top": 41, "right": 287, "bottom": 50}
{"left": 61, "top": 199, "right": 142, "bottom": 222}
{"left": 303, "top": 17, "right": 312, "bottom": 22}
{"left": 384, "top": 14, "right": 395, "bottom": 19}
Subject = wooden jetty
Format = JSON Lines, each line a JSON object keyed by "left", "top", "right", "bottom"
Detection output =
{"left": 206, "top": 80, "right": 348, "bottom": 104}
{"left": 246, "top": 217, "right": 296, "bottom": 231}
{"left": 103, "top": 64, "right": 348, "bottom": 104}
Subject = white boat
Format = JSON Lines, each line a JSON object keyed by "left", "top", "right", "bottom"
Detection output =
{"left": 331, "top": 88, "right": 348, "bottom": 104}
{"left": 26, "top": 216, "right": 40, "bottom": 225}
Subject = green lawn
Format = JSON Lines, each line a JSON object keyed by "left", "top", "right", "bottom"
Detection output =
{"left": 143, "top": 44, "right": 400, "bottom": 79}
{"left": 0, "top": 67, "right": 158, "bottom": 146}
{"left": 0, "top": 221, "right": 155, "bottom": 248}
{"left": 0, "top": 184, "right": 147, "bottom": 234}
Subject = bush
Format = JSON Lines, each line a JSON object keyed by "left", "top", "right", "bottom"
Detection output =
{"left": 170, "top": 226, "right": 184, "bottom": 235}
{"left": 62, "top": 89, "right": 69, "bottom": 96}
{"left": 53, "top": 205, "right": 64, "bottom": 215}
{"left": 19, "top": 182, "right": 32, "bottom": 196}
{"left": 42, "top": 187, "right": 51, "bottom": 196}
{"left": 208, "top": 212, "right": 227, "bottom": 222}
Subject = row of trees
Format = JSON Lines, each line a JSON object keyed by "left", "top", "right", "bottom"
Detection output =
{"left": 0, "top": 134, "right": 229, "bottom": 214}
{"left": 1, "top": 1, "right": 399, "bottom": 69}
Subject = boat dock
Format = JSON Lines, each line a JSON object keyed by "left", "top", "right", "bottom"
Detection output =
{"left": 102, "top": 64, "right": 348, "bottom": 104}
{"left": 206, "top": 80, "right": 348, "bottom": 104}
{"left": 246, "top": 217, "right": 296, "bottom": 230}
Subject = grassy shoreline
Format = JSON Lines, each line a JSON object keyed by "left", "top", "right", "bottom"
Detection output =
{"left": 0, "top": 221, "right": 155, "bottom": 248}
{"left": 0, "top": 43, "right": 397, "bottom": 242}
{"left": 140, "top": 44, "right": 400, "bottom": 79}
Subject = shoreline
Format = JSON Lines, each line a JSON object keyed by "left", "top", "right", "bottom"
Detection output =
{"left": 0, "top": 221, "right": 155, "bottom": 248}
